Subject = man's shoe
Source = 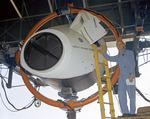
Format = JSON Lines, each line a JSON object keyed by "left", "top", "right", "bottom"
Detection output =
{"left": 118, "top": 113, "right": 130, "bottom": 118}
{"left": 118, "top": 113, "right": 137, "bottom": 118}
{"left": 122, "top": 113, "right": 131, "bottom": 117}
{"left": 129, "top": 114, "right": 136, "bottom": 116}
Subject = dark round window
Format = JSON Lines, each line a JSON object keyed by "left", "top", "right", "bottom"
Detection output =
{"left": 24, "top": 32, "right": 63, "bottom": 70}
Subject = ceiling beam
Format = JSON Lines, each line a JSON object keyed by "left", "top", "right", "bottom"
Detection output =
{"left": 0, "top": 27, "right": 18, "bottom": 40}
{"left": 48, "top": 0, "right": 54, "bottom": 13}
{"left": 118, "top": 0, "right": 125, "bottom": 34}
{"left": 82, "top": 0, "right": 88, "bottom": 8}
{"left": 23, "top": 1, "right": 30, "bottom": 18}
{"left": 88, "top": 0, "right": 130, "bottom": 9}
{"left": 0, "top": 13, "right": 50, "bottom": 23}
{"left": 10, "top": 0, "right": 22, "bottom": 19}
{"left": 0, "top": 20, "right": 20, "bottom": 38}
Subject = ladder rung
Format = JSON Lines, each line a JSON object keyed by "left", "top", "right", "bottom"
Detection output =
{"left": 98, "top": 62, "right": 108, "bottom": 66}
{"left": 101, "top": 75, "right": 110, "bottom": 79}
{"left": 105, "top": 117, "right": 111, "bottom": 119}
{"left": 97, "top": 50, "right": 103, "bottom": 54}
{"left": 103, "top": 88, "right": 111, "bottom": 91}
{"left": 104, "top": 102, "right": 113, "bottom": 105}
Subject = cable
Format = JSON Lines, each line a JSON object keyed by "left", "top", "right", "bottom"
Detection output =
{"left": 136, "top": 87, "right": 150, "bottom": 103}
{"left": 0, "top": 76, "right": 35, "bottom": 112}
{"left": 0, "top": 65, "right": 9, "bottom": 78}
{"left": 0, "top": 69, "right": 26, "bottom": 88}
{"left": 11, "top": 85, "right": 26, "bottom": 88}
{"left": 0, "top": 93, "right": 18, "bottom": 112}
{"left": 0, "top": 74, "right": 7, "bottom": 84}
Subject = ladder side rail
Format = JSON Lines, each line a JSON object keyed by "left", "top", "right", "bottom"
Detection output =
{"left": 92, "top": 44, "right": 106, "bottom": 119}
{"left": 102, "top": 45, "right": 115, "bottom": 118}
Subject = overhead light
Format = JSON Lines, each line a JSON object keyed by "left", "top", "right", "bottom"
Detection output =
{"left": 10, "top": 0, "right": 22, "bottom": 19}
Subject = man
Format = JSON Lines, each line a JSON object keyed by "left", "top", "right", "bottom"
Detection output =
{"left": 99, "top": 40, "right": 136, "bottom": 117}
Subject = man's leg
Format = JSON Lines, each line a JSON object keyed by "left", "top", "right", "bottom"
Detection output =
{"left": 127, "top": 85, "right": 136, "bottom": 114}
{"left": 118, "top": 83, "right": 129, "bottom": 114}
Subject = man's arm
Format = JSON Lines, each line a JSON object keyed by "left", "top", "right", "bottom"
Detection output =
{"left": 128, "top": 51, "right": 135, "bottom": 82}
{"left": 103, "top": 52, "right": 118, "bottom": 62}
{"left": 98, "top": 48, "right": 118, "bottom": 62}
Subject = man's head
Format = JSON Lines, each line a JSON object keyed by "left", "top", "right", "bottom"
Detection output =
{"left": 116, "top": 40, "right": 125, "bottom": 52}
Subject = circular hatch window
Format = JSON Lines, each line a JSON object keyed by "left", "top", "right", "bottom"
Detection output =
{"left": 24, "top": 33, "right": 63, "bottom": 70}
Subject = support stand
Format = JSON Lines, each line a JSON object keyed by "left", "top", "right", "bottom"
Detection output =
{"left": 6, "top": 66, "right": 13, "bottom": 88}
{"left": 67, "top": 108, "right": 76, "bottom": 119}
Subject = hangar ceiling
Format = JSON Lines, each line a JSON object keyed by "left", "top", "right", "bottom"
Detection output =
{"left": 0, "top": 0, "right": 150, "bottom": 45}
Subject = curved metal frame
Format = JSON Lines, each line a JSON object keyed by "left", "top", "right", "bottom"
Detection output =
{"left": 16, "top": 7, "right": 121, "bottom": 109}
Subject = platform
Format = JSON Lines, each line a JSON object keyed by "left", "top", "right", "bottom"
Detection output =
{"left": 116, "top": 106, "right": 150, "bottom": 119}
{"left": 116, "top": 115, "right": 150, "bottom": 119}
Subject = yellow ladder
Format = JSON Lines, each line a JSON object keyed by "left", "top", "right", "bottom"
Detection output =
{"left": 92, "top": 44, "right": 115, "bottom": 119}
